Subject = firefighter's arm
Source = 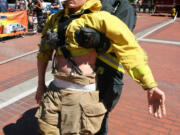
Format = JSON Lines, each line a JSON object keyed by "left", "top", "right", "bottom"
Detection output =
{"left": 36, "top": 15, "right": 55, "bottom": 103}
{"left": 37, "top": 14, "right": 55, "bottom": 63}
{"left": 36, "top": 60, "right": 48, "bottom": 104}
{"left": 36, "top": 45, "right": 50, "bottom": 104}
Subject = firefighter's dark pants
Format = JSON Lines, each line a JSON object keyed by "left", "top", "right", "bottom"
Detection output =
{"left": 95, "top": 59, "right": 124, "bottom": 135}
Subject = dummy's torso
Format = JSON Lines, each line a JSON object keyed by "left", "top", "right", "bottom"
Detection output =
{"left": 55, "top": 50, "right": 97, "bottom": 75}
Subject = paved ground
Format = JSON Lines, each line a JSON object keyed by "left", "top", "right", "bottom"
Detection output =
{"left": 0, "top": 13, "right": 180, "bottom": 135}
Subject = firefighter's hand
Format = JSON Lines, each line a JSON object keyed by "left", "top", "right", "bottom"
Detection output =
{"left": 147, "top": 87, "right": 166, "bottom": 118}
{"left": 75, "top": 27, "right": 110, "bottom": 53}
{"left": 36, "top": 84, "right": 47, "bottom": 104}
{"left": 46, "top": 31, "right": 60, "bottom": 49}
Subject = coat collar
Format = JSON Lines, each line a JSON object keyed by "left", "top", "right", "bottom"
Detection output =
{"left": 64, "top": 0, "right": 102, "bottom": 16}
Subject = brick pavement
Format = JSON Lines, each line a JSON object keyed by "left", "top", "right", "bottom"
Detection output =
{"left": 134, "top": 15, "right": 172, "bottom": 34}
{"left": 0, "top": 34, "right": 52, "bottom": 91}
{"left": 0, "top": 34, "right": 40, "bottom": 91}
{"left": 146, "top": 19, "right": 180, "bottom": 42}
{"left": 0, "top": 14, "right": 180, "bottom": 135}
{"left": 0, "top": 34, "right": 40, "bottom": 61}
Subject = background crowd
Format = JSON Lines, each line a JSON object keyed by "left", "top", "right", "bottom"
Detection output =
{"left": 0, "top": 0, "right": 155, "bottom": 34}
{"left": 0, "top": 0, "right": 64, "bottom": 34}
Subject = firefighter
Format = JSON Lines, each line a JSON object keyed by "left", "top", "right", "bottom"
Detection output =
{"left": 35, "top": 0, "right": 166, "bottom": 134}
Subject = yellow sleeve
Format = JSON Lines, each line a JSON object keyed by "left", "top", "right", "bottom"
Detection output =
{"left": 128, "top": 64, "right": 157, "bottom": 90}
{"left": 37, "top": 42, "right": 53, "bottom": 63}
{"left": 67, "top": 11, "right": 157, "bottom": 89}
{"left": 37, "top": 14, "right": 56, "bottom": 63}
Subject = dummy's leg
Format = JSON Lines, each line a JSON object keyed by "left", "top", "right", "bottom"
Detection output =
{"left": 95, "top": 84, "right": 123, "bottom": 135}
{"left": 95, "top": 59, "right": 124, "bottom": 135}
{"left": 95, "top": 112, "right": 109, "bottom": 135}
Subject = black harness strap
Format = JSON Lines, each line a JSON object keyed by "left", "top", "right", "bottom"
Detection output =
{"left": 55, "top": 9, "right": 91, "bottom": 75}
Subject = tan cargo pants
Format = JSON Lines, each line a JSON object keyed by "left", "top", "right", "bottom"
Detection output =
{"left": 35, "top": 73, "right": 107, "bottom": 135}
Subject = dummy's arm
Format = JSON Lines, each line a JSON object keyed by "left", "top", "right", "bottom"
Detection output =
{"left": 74, "top": 27, "right": 157, "bottom": 90}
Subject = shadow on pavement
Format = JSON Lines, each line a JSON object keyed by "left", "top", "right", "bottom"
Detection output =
{"left": 3, "top": 107, "right": 39, "bottom": 135}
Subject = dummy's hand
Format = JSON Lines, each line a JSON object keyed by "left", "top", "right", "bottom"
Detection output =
{"left": 147, "top": 87, "right": 166, "bottom": 118}
{"left": 35, "top": 84, "right": 47, "bottom": 104}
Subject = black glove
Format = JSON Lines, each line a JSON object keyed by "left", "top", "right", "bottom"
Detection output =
{"left": 75, "top": 27, "right": 110, "bottom": 53}
{"left": 46, "top": 30, "right": 60, "bottom": 49}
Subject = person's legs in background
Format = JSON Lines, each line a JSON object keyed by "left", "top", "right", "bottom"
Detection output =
{"left": 32, "top": 12, "right": 38, "bottom": 34}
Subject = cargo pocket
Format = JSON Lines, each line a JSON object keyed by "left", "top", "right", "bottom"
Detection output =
{"left": 80, "top": 102, "right": 107, "bottom": 134}
{"left": 35, "top": 90, "right": 61, "bottom": 127}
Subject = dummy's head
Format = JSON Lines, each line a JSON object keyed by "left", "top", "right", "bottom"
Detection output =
{"left": 67, "top": 0, "right": 87, "bottom": 11}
